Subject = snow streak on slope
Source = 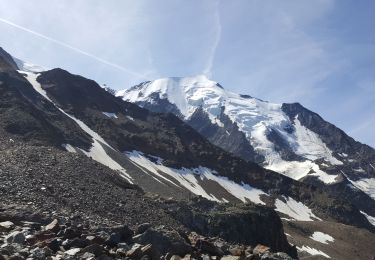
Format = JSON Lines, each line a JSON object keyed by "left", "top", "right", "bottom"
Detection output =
{"left": 120, "top": 75, "right": 341, "bottom": 184}
{"left": 102, "top": 112, "right": 118, "bottom": 119}
{"left": 360, "top": 211, "right": 375, "bottom": 226}
{"left": 274, "top": 196, "right": 321, "bottom": 221}
{"left": 126, "top": 150, "right": 266, "bottom": 204}
{"left": 297, "top": 245, "right": 330, "bottom": 258}
{"left": 22, "top": 72, "right": 132, "bottom": 183}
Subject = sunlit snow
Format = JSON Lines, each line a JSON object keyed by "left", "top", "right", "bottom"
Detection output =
{"left": 120, "top": 76, "right": 342, "bottom": 184}
{"left": 310, "top": 232, "right": 334, "bottom": 244}
{"left": 360, "top": 211, "right": 375, "bottom": 226}
{"left": 297, "top": 245, "right": 330, "bottom": 258}
{"left": 126, "top": 150, "right": 267, "bottom": 204}
{"left": 102, "top": 112, "right": 118, "bottom": 119}
{"left": 274, "top": 196, "right": 321, "bottom": 221}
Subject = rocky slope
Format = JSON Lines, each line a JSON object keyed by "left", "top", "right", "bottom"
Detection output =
{"left": 1, "top": 47, "right": 375, "bottom": 259}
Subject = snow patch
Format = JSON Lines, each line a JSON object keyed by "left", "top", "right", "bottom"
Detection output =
{"left": 102, "top": 112, "right": 118, "bottom": 119}
{"left": 274, "top": 196, "right": 321, "bottom": 221}
{"left": 348, "top": 178, "right": 375, "bottom": 200}
{"left": 297, "top": 245, "right": 330, "bottom": 258}
{"left": 310, "top": 232, "right": 334, "bottom": 244}
{"left": 126, "top": 151, "right": 267, "bottom": 204}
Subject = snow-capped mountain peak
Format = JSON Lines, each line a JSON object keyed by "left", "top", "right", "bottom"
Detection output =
{"left": 13, "top": 56, "right": 48, "bottom": 73}
{"left": 118, "top": 76, "right": 375, "bottom": 195}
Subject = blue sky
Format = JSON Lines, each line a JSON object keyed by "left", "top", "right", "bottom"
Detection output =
{"left": 0, "top": 0, "right": 374, "bottom": 147}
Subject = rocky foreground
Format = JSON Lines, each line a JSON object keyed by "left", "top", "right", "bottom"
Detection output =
{"left": 0, "top": 205, "right": 295, "bottom": 260}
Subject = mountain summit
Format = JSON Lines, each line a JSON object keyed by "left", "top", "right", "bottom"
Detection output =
{"left": 118, "top": 76, "right": 375, "bottom": 217}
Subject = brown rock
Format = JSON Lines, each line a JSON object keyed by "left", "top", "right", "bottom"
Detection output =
{"left": 253, "top": 244, "right": 270, "bottom": 255}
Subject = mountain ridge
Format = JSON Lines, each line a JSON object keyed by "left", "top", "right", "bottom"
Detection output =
{"left": 1, "top": 46, "right": 375, "bottom": 259}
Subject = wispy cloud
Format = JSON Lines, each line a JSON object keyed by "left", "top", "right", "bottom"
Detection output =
{"left": 0, "top": 17, "right": 145, "bottom": 79}
{"left": 203, "top": 0, "right": 221, "bottom": 77}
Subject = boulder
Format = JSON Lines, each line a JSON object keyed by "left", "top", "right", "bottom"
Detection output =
{"left": 5, "top": 231, "right": 25, "bottom": 244}
{"left": 221, "top": 256, "right": 241, "bottom": 260}
{"left": 253, "top": 245, "right": 270, "bottom": 255}
{"left": 195, "top": 239, "right": 224, "bottom": 256}
{"left": 229, "top": 245, "right": 245, "bottom": 256}
{"left": 80, "top": 244, "right": 104, "bottom": 257}
{"left": 30, "top": 247, "right": 46, "bottom": 259}
{"left": 0, "top": 221, "right": 14, "bottom": 231}
{"left": 141, "top": 244, "right": 153, "bottom": 256}
{"left": 44, "top": 238, "right": 60, "bottom": 252}
{"left": 107, "top": 225, "right": 133, "bottom": 241}
{"left": 86, "top": 235, "right": 105, "bottom": 245}
{"left": 132, "top": 227, "right": 192, "bottom": 257}
{"left": 61, "top": 227, "right": 81, "bottom": 239}
{"left": 64, "top": 237, "right": 89, "bottom": 249}
{"left": 261, "top": 252, "right": 294, "bottom": 260}
{"left": 64, "top": 248, "right": 81, "bottom": 256}
{"left": 104, "top": 232, "right": 122, "bottom": 247}
{"left": 45, "top": 219, "right": 59, "bottom": 233}
{"left": 126, "top": 244, "right": 142, "bottom": 258}
{"left": 135, "top": 223, "right": 152, "bottom": 235}
{"left": 81, "top": 252, "right": 96, "bottom": 259}
{"left": 8, "top": 254, "right": 24, "bottom": 260}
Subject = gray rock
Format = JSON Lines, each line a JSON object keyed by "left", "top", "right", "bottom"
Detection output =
{"left": 81, "top": 252, "right": 95, "bottom": 259}
{"left": 0, "top": 221, "right": 14, "bottom": 231}
{"left": 135, "top": 223, "right": 152, "bottom": 235}
{"left": 5, "top": 231, "right": 26, "bottom": 244}
{"left": 80, "top": 244, "right": 104, "bottom": 257}
{"left": 221, "top": 256, "right": 240, "bottom": 260}
{"left": 30, "top": 247, "right": 46, "bottom": 260}
{"left": 104, "top": 232, "right": 121, "bottom": 247}
{"left": 133, "top": 227, "right": 192, "bottom": 258}
{"left": 45, "top": 219, "right": 59, "bottom": 233}
{"left": 64, "top": 248, "right": 81, "bottom": 256}
{"left": 261, "top": 252, "right": 294, "bottom": 260}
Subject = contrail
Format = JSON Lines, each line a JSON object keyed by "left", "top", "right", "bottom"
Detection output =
{"left": 0, "top": 17, "right": 145, "bottom": 78}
